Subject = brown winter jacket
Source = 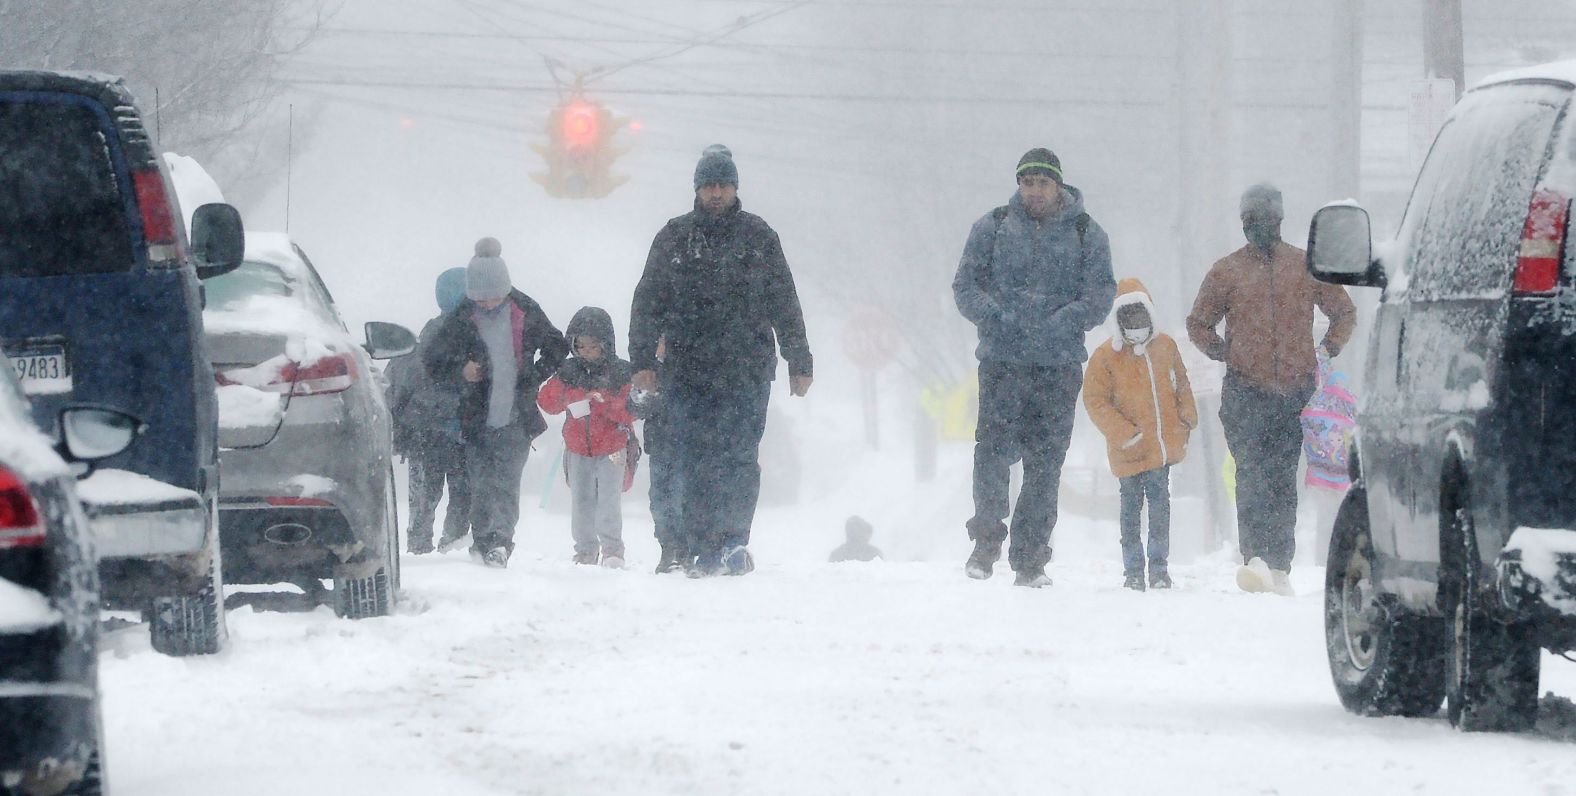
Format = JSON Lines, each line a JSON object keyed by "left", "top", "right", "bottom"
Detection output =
{"left": 1186, "top": 241, "right": 1356, "bottom": 395}
{"left": 1083, "top": 279, "right": 1200, "bottom": 479}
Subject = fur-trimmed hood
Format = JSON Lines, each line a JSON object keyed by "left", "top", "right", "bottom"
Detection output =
{"left": 1107, "top": 277, "right": 1157, "bottom": 355}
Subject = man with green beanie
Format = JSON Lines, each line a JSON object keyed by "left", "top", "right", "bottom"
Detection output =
{"left": 629, "top": 146, "right": 814, "bottom": 578}
{"left": 386, "top": 266, "right": 471, "bottom": 553}
{"left": 953, "top": 147, "right": 1116, "bottom": 588}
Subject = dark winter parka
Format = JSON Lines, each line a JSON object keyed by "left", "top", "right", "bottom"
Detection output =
{"left": 422, "top": 290, "right": 568, "bottom": 441}
{"left": 629, "top": 198, "right": 813, "bottom": 389}
{"left": 952, "top": 187, "right": 1117, "bottom": 366}
{"left": 385, "top": 316, "right": 464, "bottom": 455}
{"left": 537, "top": 307, "right": 637, "bottom": 458}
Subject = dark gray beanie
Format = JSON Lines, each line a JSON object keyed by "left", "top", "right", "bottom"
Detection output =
{"left": 1240, "top": 183, "right": 1284, "bottom": 219}
{"left": 1016, "top": 148, "right": 1064, "bottom": 183}
{"left": 694, "top": 149, "right": 739, "bottom": 190}
{"left": 466, "top": 255, "right": 512, "bottom": 301}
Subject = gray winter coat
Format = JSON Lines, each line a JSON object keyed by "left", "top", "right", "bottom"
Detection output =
{"left": 952, "top": 187, "right": 1117, "bottom": 366}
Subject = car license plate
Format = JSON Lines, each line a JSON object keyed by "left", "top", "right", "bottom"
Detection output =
{"left": 6, "top": 345, "right": 72, "bottom": 395}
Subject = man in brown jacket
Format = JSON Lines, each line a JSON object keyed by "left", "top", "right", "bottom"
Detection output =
{"left": 1186, "top": 184, "right": 1355, "bottom": 595}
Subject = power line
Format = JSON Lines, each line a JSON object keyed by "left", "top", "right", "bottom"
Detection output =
{"left": 280, "top": 76, "right": 1169, "bottom": 107}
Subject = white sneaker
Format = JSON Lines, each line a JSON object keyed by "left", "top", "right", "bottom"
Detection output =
{"left": 1236, "top": 556, "right": 1274, "bottom": 593}
{"left": 1269, "top": 569, "right": 1296, "bottom": 597}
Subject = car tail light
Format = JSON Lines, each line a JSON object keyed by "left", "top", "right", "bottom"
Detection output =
{"left": 217, "top": 352, "right": 358, "bottom": 397}
{"left": 1513, "top": 188, "right": 1569, "bottom": 295}
{"left": 132, "top": 168, "right": 184, "bottom": 264}
{"left": 0, "top": 466, "right": 44, "bottom": 549}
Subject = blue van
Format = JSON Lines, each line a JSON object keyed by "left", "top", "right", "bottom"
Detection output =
{"left": 0, "top": 71, "right": 244, "bottom": 656}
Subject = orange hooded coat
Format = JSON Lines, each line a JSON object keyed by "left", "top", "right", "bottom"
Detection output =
{"left": 1082, "top": 279, "right": 1199, "bottom": 478}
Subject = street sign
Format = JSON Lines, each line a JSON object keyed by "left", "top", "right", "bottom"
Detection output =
{"left": 841, "top": 307, "right": 900, "bottom": 371}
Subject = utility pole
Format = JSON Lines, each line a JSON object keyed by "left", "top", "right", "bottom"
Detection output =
{"left": 1174, "top": 0, "right": 1232, "bottom": 319}
{"left": 1423, "top": 0, "right": 1465, "bottom": 98}
{"left": 1330, "top": 0, "right": 1363, "bottom": 201}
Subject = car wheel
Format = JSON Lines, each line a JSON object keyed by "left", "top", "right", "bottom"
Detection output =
{"left": 333, "top": 469, "right": 399, "bottom": 620}
{"left": 149, "top": 507, "right": 227, "bottom": 656}
{"left": 59, "top": 747, "right": 103, "bottom": 796}
{"left": 1324, "top": 487, "right": 1448, "bottom": 717}
{"left": 1444, "top": 500, "right": 1540, "bottom": 731}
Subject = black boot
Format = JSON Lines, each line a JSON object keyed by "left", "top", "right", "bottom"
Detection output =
{"left": 1148, "top": 568, "right": 1173, "bottom": 589}
{"left": 1123, "top": 572, "right": 1147, "bottom": 591}
{"left": 964, "top": 519, "right": 1006, "bottom": 580}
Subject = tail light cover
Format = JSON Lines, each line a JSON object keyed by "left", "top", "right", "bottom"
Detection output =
{"left": 132, "top": 168, "right": 184, "bottom": 264}
{"left": 1513, "top": 187, "right": 1569, "bottom": 295}
{"left": 0, "top": 466, "right": 44, "bottom": 549}
{"left": 217, "top": 351, "right": 358, "bottom": 397}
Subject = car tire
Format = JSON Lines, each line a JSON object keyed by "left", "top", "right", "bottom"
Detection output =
{"left": 1324, "top": 487, "right": 1449, "bottom": 717}
{"left": 1444, "top": 499, "right": 1540, "bottom": 731}
{"left": 59, "top": 747, "right": 102, "bottom": 796}
{"left": 333, "top": 469, "right": 399, "bottom": 620}
{"left": 149, "top": 513, "right": 227, "bottom": 656}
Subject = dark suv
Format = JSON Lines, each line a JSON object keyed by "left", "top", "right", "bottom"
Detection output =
{"left": 0, "top": 71, "right": 244, "bottom": 656}
{"left": 1309, "top": 61, "right": 1576, "bottom": 731}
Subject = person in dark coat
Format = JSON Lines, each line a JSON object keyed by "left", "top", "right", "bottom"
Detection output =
{"left": 629, "top": 336, "right": 684, "bottom": 574}
{"left": 423, "top": 237, "right": 568, "bottom": 567}
{"left": 385, "top": 266, "right": 470, "bottom": 554}
{"left": 952, "top": 148, "right": 1117, "bottom": 588}
{"left": 628, "top": 147, "right": 814, "bottom": 578}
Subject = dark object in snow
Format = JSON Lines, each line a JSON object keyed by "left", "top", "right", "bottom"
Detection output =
{"left": 1308, "top": 64, "right": 1576, "bottom": 733}
{"left": 829, "top": 516, "right": 882, "bottom": 563}
{"left": 629, "top": 155, "right": 813, "bottom": 572}
{"left": 0, "top": 360, "right": 142, "bottom": 793}
{"left": 1188, "top": 184, "right": 1355, "bottom": 585}
{"left": 0, "top": 70, "right": 248, "bottom": 660}
{"left": 204, "top": 237, "right": 414, "bottom": 623}
{"left": 952, "top": 150, "right": 1115, "bottom": 584}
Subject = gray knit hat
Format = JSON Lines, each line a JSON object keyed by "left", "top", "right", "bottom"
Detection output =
{"left": 1240, "top": 183, "right": 1284, "bottom": 219}
{"left": 694, "top": 148, "right": 739, "bottom": 190}
{"left": 466, "top": 255, "right": 512, "bottom": 301}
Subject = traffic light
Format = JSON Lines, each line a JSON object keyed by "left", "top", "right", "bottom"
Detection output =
{"left": 531, "top": 97, "right": 629, "bottom": 199}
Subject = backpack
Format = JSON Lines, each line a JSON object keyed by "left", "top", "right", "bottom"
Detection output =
{"left": 976, "top": 205, "right": 1091, "bottom": 294}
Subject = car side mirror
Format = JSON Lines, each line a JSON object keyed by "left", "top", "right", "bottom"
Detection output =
{"left": 364, "top": 322, "right": 418, "bottom": 360}
{"left": 57, "top": 406, "right": 146, "bottom": 470}
{"left": 1307, "top": 204, "right": 1385, "bottom": 288}
{"left": 192, "top": 203, "right": 245, "bottom": 280}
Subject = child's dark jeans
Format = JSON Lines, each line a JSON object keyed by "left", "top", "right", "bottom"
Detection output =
{"left": 1119, "top": 465, "right": 1170, "bottom": 577}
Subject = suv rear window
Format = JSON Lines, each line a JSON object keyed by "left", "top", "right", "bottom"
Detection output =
{"left": 0, "top": 97, "right": 135, "bottom": 278}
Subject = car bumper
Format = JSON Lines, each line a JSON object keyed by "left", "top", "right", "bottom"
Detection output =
{"left": 88, "top": 499, "right": 207, "bottom": 558}
{"left": 1497, "top": 527, "right": 1576, "bottom": 619}
{"left": 0, "top": 687, "right": 96, "bottom": 794}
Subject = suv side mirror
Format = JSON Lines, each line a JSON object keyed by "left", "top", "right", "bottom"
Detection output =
{"left": 57, "top": 406, "right": 145, "bottom": 468}
{"left": 192, "top": 203, "right": 245, "bottom": 280}
{"left": 364, "top": 322, "right": 418, "bottom": 360}
{"left": 1307, "top": 204, "right": 1385, "bottom": 288}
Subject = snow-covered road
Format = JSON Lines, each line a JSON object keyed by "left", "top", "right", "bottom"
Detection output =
{"left": 99, "top": 530, "right": 1576, "bottom": 795}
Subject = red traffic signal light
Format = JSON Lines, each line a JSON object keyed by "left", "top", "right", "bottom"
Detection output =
{"left": 562, "top": 102, "right": 598, "bottom": 152}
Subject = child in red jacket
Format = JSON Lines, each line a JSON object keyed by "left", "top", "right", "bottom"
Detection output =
{"left": 537, "top": 307, "right": 635, "bottom": 567}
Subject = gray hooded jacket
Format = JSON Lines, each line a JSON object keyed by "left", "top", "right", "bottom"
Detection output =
{"left": 952, "top": 186, "right": 1117, "bottom": 366}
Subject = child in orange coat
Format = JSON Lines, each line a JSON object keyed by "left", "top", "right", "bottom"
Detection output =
{"left": 1082, "top": 278, "right": 1198, "bottom": 590}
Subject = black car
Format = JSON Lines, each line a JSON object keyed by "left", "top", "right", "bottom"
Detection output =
{"left": 0, "top": 361, "right": 142, "bottom": 795}
{"left": 0, "top": 70, "right": 245, "bottom": 656}
{"left": 1309, "top": 60, "right": 1576, "bottom": 731}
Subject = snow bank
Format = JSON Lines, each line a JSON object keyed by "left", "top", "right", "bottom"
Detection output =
{"left": 77, "top": 469, "right": 199, "bottom": 507}
{"left": 0, "top": 576, "right": 61, "bottom": 633}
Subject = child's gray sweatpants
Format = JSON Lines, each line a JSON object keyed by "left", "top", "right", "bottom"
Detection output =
{"left": 566, "top": 451, "right": 624, "bottom": 556}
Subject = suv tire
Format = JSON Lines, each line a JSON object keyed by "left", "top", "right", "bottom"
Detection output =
{"left": 1444, "top": 501, "right": 1540, "bottom": 731}
{"left": 149, "top": 526, "right": 227, "bottom": 656}
{"left": 1325, "top": 487, "right": 1448, "bottom": 716}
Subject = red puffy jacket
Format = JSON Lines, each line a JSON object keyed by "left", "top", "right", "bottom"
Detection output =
{"left": 537, "top": 376, "right": 634, "bottom": 457}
